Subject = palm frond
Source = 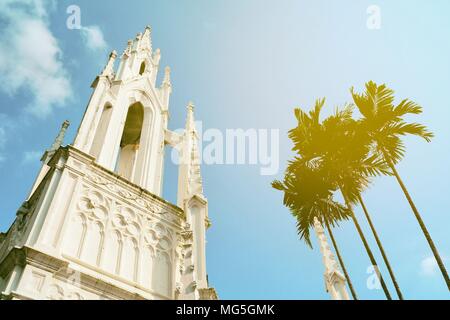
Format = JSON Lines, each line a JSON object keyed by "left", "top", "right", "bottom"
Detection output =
{"left": 310, "top": 98, "right": 326, "bottom": 125}
{"left": 273, "top": 158, "right": 349, "bottom": 248}
{"left": 360, "top": 154, "right": 392, "bottom": 177}
{"left": 384, "top": 121, "right": 434, "bottom": 142}
{"left": 271, "top": 180, "right": 285, "bottom": 191}
{"left": 365, "top": 81, "right": 395, "bottom": 115}
{"left": 393, "top": 99, "right": 423, "bottom": 117}
{"left": 352, "top": 81, "right": 433, "bottom": 165}
{"left": 377, "top": 135, "right": 406, "bottom": 164}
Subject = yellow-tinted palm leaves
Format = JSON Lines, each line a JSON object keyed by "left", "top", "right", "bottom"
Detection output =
{"left": 284, "top": 100, "right": 395, "bottom": 299}
{"left": 351, "top": 81, "right": 449, "bottom": 290}
{"left": 272, "top": 164, "right": 350, "bottom": 248}
{"left": 289, "top": 102, "right": 389, "bottom": 204}
{"left": 351, "top": 81, "right": 433, "bottom": 164}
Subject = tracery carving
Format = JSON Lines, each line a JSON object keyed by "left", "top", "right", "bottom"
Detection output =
{"left": 46, "top": 284, "right": 85, "bottom": 300}
{"left": 77, "top": 189, "right": 110, "bottom": 225}
{"left": 112, "top": 206, "right": 141, "bottom": 241}
{"left": 84, "top": 171, "right": 181, "bottom": 226}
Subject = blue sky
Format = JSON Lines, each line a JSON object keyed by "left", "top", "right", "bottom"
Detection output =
{"left": 0, "top": 0, "right": 449, "bottom": 299}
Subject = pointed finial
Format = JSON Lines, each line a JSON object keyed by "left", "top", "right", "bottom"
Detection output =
{"left": 187, "top": 101, "right": 195, "bottom": 117}
{"left": 139, "top": 26, "right": 152, "bottom": 53}
{"left": 134, "top": 32, "right": 143, "bottom": 51}
{"left": 187, "top": 101, "right": 195, "bottom": 111}
{"left": 163, "top": 66, "right": 171, "bottom": 86}
{"left": 152, "top": 48, "right": 161, "bottom": 65}
{"left": 49, "top": 120, "right": 70, "bottom": 152}
{"left": 143, "top": 26, "right": 152, "bottom": 40}
{"left": 160, "top": 65, "right": 172, "bottom": 107}
{"left": 123, "top": 39, "right": 133, "bottom": 56}
{"left": 101, "top": 50, "right": 117, "bottom": 77}
{"left": 186, "top": 101, "right": 196, "bottom": 132}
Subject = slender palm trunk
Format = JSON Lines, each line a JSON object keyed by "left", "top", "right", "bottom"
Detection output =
{"left": 324, "top": 217, "right": 358, "bottom": 300}
{"left": 358, "top": 194, "right": 404, "bottom": 299}
{"left": 386, "top": 158, "right": 450, "bottom": 290}
{"left": 340, "top": 190, "right": 392, "bottom": 299}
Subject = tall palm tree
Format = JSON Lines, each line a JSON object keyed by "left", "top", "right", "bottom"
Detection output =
{"left": 272, "top": 162, "right": 358, "bottom": 299}
{"left": 322, "top": 107, "right": 404, "bottom": 299}
{"left": 357, "top": 194, "right": 404, "bottom": 299}
{"left": 288, "top": 100, "right": 396, "bottom": 299}
{"left": 351, "top": 81, "right": 449, "bottom": 290}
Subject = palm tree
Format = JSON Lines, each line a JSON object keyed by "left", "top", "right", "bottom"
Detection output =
{"left": 322, "top": 107, "right": 404, "bottom": 299}
{"left": 357, "top": 194, "right": 404, "bottom": 299}
{"left": 351, "top": 81, "right": 449, "bottom": 290}
{"left": 288, "top": 100, "right": 396, "bottom": 299}
{"left": 272, "top": 161, "right": 358, "bottom": 299}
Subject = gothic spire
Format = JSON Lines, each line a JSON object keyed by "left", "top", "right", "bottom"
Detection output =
{"left": 101, "top": 50, "right": 117, "bottom": 77}
{"left": 186, "top": 101, "right": 196, "bottom": 133}
{"left": 49, "top": 120, "right": 70, "bottom": 152}
{"left": 184, "top": 102, "right": 203, "bottom": 196}
{"left": 188, "top": 136, "right": 204, "bottom": 196}
{"left": 163, "top": 66, "right": 171, "bottom": 87}
{"left": 123, "top": 39, "right": 133, "bottom": 57}
{"left": 313, "top": 217, "right": 349, "bottom": 300}
{"left": 139, "top": 25, "right": 152, "bottom": 53}
{"left": 152, "top": 48, "right": 161, "bottom": 66}
{"left": 159, "top": 66, "right": 172, "bottom": 109}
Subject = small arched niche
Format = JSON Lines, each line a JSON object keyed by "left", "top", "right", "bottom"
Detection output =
{"left": 116, "top": 102, "right": 144, "bottom": 180}
{"left": 139, "top": 62, "right": 146, "bottom": 75}
{"left": 90, "top": 103, "right": 113, "bottom": 159}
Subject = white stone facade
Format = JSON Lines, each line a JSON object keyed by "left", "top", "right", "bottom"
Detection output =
{"left": 0, "top": 26, "right": 217, "bottom": 300}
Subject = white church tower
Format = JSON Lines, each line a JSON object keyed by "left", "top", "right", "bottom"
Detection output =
{"left": 0, "top": 26, "right": 217, "bottom": 300}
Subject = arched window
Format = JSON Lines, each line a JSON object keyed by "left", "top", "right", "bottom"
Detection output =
{"left": 116, "top": 102, "right": 144, "bottom": 180}
{"left": 152, "top": 252, "right": 172, "bottom": 296}
{"left": 139, "top": 62, "right": 146, "bottom": 75}
{"left": 90, "top": 104, "right": 113, "bottom": 159}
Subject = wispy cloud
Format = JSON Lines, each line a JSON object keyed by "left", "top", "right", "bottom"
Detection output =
{"left": 22, "top": 150, "right": 42, "bottom": 165}
{"left": 0, "top": 127, "right": 6, "bottom": 147}
{"left": 81, "top": 25, "right": 107, "bottom": 51}
{"left": 0, "top": 0, "right": 72, "bottom": 118}
{"left": 420, "top": 255, "right": 448, "bottom": 277}
{"left": 0, "top": 113, "right": 12, "bottom": 164}
{"left": 0, "top": 126, "right": 6, "bottom": 164}
{"left": 421, "top": 256, "right": 438, "bottom": 276}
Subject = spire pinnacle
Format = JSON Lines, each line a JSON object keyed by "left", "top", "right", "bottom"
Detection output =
{"left": 123, "top": 39, "right": 133, "bottom": 56}
{"left": 49, "top": 120, "right": 70, "bottom": 152}
{"left": 160, "top": 65, "right": 171, "bottom": 108}
{"left": 313, "top": 217, "right": 349, "bottom": 300}
{"left": 101, "top": 50, "right": 117, "bottom": 77}
{"left": 139, "top": 25, "right": 152, "bottom": 53}
{"left": 186, "top": 101, "right": 196, "bottom": 133}
{"left": 163, "top": 66, "right": 171, "bottom": 86}
{"left": 184, "top": 101, "right": 203, "bottom": 196}
{"left": 187, "top": 101, "right": 195, "bottom": 111}
{"left": 152, "top": 48, "right": 161, "bottom": 65}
